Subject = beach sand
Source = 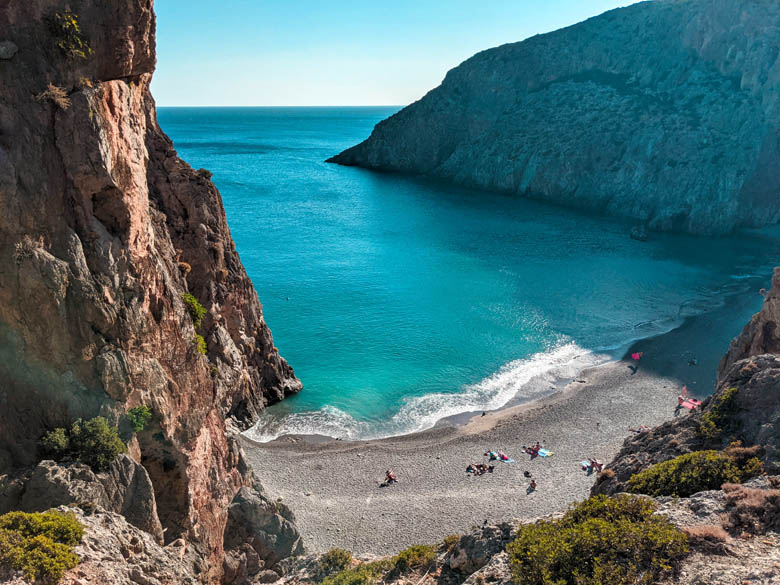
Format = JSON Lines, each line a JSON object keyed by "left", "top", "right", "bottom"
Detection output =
{"left": 244, "top": 360, "right": 696, "bottom": 555}
{"left": 242, "top": 291, "right": 759, "bottom": 555}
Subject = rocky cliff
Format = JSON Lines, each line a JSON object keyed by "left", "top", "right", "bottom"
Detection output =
{"left": 0, "top": 0, "right": 300, "bottom": 581}
{"left": 329, "top": 0, "right": 780, "bottom": 235}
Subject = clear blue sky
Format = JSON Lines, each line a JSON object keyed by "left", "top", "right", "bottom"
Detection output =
{"left": 152, "top": 0, "right": 643, "bottom": 107}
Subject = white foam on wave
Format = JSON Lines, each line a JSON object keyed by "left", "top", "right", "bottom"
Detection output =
{"left": 243, "top": 341, "right": 611, "bottom": 443}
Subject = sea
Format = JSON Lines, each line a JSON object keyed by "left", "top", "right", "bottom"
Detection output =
{"left": 158, "top": 106, "right": 780, "bottom": 442}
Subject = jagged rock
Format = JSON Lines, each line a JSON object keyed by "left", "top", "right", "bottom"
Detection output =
{"left": 0, "top": 0, "right": 301, "bottom": 579}
{"left": 0, "top": 41, "right": 17, "bottom": 60}
{"left": 461, "top": 551, "right": 513, "bottom": 585}
{"left": 329, "top": 0, "right": 780, "bottom": 235}
{"left": 224, "top": 487, "right": 304, "bottom": 571}
{"left": 19, "top": 456, "right": 164, "bottom": 543}
{"left": 448, "top": 523, "right": 515, "bottom": 574}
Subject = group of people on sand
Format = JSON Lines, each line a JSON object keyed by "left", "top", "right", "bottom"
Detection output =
{"left": 523, "top": 442, "right": 545, "bottom": 458}
{"left": 582, "top": 458, "right": 603, "bottom": 475}
{"left": 466, "top": 463, "right": 495, "bottom": 475}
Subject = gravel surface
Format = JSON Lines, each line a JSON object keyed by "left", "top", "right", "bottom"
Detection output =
{"left": 243, "top": 358, "right": 689, "bottom": 555}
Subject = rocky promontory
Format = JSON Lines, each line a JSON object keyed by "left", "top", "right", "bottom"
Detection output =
{"left": 0, "top": 0, "right": 300, "bottom": 582}
{"left": 329, "top": 0, "right": 780, "bottom": 235}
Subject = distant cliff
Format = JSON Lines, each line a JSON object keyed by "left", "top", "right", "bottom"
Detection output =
{"left": 329, "top": 0, "right": 780, "bottom": 235}
{"left": 0, "top": 0, "right": 300, "bottom": 581}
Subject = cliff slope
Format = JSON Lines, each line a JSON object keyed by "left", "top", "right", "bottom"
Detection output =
{"left": 329, "top": 0, "right": 780, "bottom": 235}
{"left": 0, "top": 0, "right": 300, "bottom": 580}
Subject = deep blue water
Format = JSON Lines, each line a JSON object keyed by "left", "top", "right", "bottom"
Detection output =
{"left": 158, "top": 107, "right": 780, "bottom": 441}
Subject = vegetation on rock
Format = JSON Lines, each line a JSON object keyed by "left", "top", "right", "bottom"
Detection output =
{"left": 315, "top": 548, "right": 353, "bottom": 580}
{"left": 0, "top": 510, "right": 83, "bottom": 583}
{"left": 627, "top": 448, "right": 763, "bottom": 498}
{"left": 194, "top": 333, "right": 208, "bottom": 355}
{"left": 126, "top": 406, "right": 153, "bottom": 433}
{"left": 34, "top": 84, "right": 71, "bottom": 110}
{"left": 319, "top": 544, "right": 437, "bottom": 585}
{"left": 698, "top": 387, "right": 740, "bottom": 442}
{"left": 506, "top": 495, "right": 688, "bottom": 585}
{"left": 38, "top": 417, "right": 126, "bottom": 472}
{"left": 182, "top": 293, "right": 207, "bottom": 329}
{"left": 50, "top": 9, "right": 93, "bottom": 59}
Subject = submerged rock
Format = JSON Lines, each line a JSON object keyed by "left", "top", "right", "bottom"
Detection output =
{"left": 329, "top": 0, "right": 780, "bottom": 235}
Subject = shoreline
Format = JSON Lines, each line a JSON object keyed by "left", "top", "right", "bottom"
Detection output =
{"left": 242, "top": 284, "right": 763, "bottom": 555}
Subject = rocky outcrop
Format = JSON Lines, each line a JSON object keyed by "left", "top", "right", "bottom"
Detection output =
{"left": 447, "top": 523, "right": 514, "bottom": 575}
{"left": 223, "top": 487, "right": 304, "bottom": 577}
{"left": 12, "top": 457, "right": 164, "bottom": 544}
{"left": 329, "top": 0, "right": 780, "bottom": 235}
{"left": 0, "top": 0, "right": 301, "bottom": 581}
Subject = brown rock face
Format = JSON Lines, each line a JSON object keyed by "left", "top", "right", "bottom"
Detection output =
{"left": 0, "top": 0, "right": 301, "bottom": 580}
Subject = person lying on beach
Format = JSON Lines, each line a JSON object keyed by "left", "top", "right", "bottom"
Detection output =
{"left": 485, "top": 451, "right": 498, "bottom": 461}
{"left": 628, "top": 425, "right": 650, "bottom": 434}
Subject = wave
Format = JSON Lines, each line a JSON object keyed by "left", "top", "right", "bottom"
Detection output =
{"left": 243, "top": 341, "right": 611, "bottom": 443}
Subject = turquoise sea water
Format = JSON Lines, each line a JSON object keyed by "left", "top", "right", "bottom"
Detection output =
{"left": 158, "top": 107, "right": 780, "bottom": 441}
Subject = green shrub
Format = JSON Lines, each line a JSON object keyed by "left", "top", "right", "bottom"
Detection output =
{"left": 181, "top": 293, "right": 207, "bottom": 329}
{"left": 38, "top": 428, "right": 70, "bottom": 461}
{"left": 0, "top": 511, "right": 83, "bottom": 582}
{"left": 441, "top": 534, "right": 460, "bottom": 552}
{"left": 393, "top": 545, "right": 436, "bottom": 573}
{"left": 37, "top": 417, "right": 125, "bottom": 472}
{"left": 320, "top": 559, "right": 393, "bottom": 585}
{"left": 628, "top": 450, "right": 741, "bottom": 497}
{"left": 50, "top": 9, "right": 93, "bottom": 60}
{"left": 507, "top": 495, "right": 688, "bottom": 585}
{"left": 315, "top": 548, "right": 353, "bottom": 580}
{"left": 194, "top": 333, "right": 207, "bottom": 355}
{"left": 126, "top": 406, "right": 153, "bottom": 433}
{"left": 698, "top": 387, "right": 740, "bottom": 442}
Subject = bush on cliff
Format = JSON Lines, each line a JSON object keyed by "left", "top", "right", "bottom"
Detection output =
{"left": 38, "top": 417, "right": 126, "bottom": 472}
{"left": 507, "top": 495, "right": 688, "bottom": 585}
{"left": 0, "top": 510, "right": 83, "bottom": 582}
{"left": 627, "top": 449, "right": 762, "bottom": 498}
{"left": 319, "top": 544, "right": 437, "bottom": 585}
{"left": 315, "top": 548, "right": 353, "bottom": 580}
{"left": 698, "top": 387, "right": 740, "bottom": 442}
{"left": 49, "top": 9, "right": 93, "bottom": 60}
{"left": 126, "top": 406, "right": 153, "bottom": 433}
{"left": 182, "top": 293, "right": 207, "bottom": 329}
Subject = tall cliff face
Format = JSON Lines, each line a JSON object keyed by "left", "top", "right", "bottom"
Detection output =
{"left": 330, "top": 0, "right": 780, "bottom": 235}
{"left": 0, "top": 0, "right": 300, "bottom": 578}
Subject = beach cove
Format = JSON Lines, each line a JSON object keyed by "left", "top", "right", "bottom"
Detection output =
{"left": 242, "top": 285, "right": 763, "bottom": 554}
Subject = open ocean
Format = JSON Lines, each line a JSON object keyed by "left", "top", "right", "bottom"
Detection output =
{"left": 158, "top": 106, "right": 780, "bottom": 441}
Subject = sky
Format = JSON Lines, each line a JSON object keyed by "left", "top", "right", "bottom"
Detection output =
{"left": 152, "top": 0, "right": 643, "bottom": 107}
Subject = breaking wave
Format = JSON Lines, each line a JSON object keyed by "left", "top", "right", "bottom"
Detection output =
{"left": 244, "top": 341, "right": 611, "bottom": 443}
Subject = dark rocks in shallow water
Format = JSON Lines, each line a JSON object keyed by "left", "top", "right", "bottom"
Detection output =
{"left": 630, "top": 225, "right": 648, "bottom": 242}
{"left": 330, "top": 0, "right": 780, "bottom": 235}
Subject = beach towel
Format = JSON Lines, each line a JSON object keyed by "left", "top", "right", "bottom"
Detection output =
{"left": 538, "top": 449, "right": 553, "bottom": 457}
{"left": 499, "top": 457, "right": 514, "bottom": 463}
{"left": 680, "top": 398, "right": 701, "bottom": 410}
{"left": 580, "top": 460, "right": 591, "bottom": 470}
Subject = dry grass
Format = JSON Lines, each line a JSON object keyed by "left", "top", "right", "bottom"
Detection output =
{"left": 682, "top": 524, "right": 730, "bottom": 554}
{"left": 722, "top": 483, "right": 780, "bottom": 535}
{"left": 34, "top": 84, "right": 71, "bottom": 110}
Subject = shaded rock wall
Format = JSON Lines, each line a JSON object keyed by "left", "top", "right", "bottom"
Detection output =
{"left": 330, "top": 0, "right": 780, "bottom": 235}
{"left": 0, "top": 0, "right": 301, "bottom": 580}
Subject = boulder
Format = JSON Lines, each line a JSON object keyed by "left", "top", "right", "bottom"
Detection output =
{"left": 224, "top": 487, "right": 304, "bottom": 569}
{"left": 0, "top": 40, "right": 17, "bottom": 60}
{"left": 448, "top": 523, "right": 515, "bottom": 574}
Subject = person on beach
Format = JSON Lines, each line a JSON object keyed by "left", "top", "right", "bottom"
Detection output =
{"left": 527, "top": 479, "right": 537, "bottom": 493}
{"left": 382, "top": 469, "right": 397, "bottom": 486}
{"left": 628, "top": 351, "right": 643, "bottom": 374}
